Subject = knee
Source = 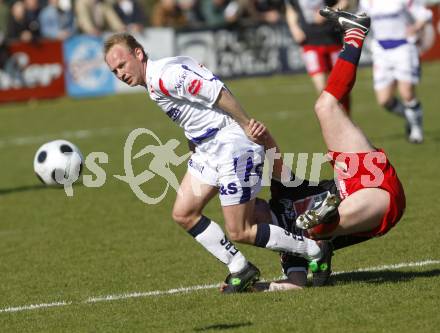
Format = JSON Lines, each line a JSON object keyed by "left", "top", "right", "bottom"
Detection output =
{"left": 314, "top": 93, "right": 335, "bottom": 118}
{"left": 171, "top": 207, "right": 200, "bottom": 230}
{"left": 400, "top": 94, "right": 416, "bottom": 104}
{"left": 379, "top": 97, "right": 393, "bottom": 109}
{"left": 399, "top": 87, "right": 415, "bottom": 104}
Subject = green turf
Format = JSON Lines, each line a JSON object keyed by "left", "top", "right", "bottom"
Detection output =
{"left": 0, "top": 62, "right": 439, "bottom": 332}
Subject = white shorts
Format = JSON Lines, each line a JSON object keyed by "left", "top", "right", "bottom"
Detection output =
{"left": 371, "top": 41, "right": 420, "bottom": 90}
{"left": 187, "top": 122, "right": 264, "bottom": 206}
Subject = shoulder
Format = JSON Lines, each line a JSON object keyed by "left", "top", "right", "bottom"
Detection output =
{"left": 147, "top": 58, "right": 179, "bottom": 93}
{"left": 148, "top": 57, "right": 198, "bottom": 96}
{"left": 155, "top": 60, "right": 188, "bottom": 96}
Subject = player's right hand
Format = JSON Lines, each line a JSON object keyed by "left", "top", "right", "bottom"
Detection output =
{"left": 247, "top": 119, "right": 267, "bottom": 145}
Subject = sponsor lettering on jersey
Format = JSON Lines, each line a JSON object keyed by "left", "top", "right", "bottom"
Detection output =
{"left": 188, "top": 79, "right": 202, "bottom": 95}
{"left": 166, "top": 107, "right": 181, "bottom": 121}
{"left": 175, "top": 71, "right": 188, "bottom": 89}
{"left": 219, "top": 182, "right": 238, "bottom": 195}
{"left": 188, "top": 158, "right": 205, "bottom": 174}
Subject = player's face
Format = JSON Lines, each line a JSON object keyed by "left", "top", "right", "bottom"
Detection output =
{"left": 106, "top": 44, "right": 145, "bottom": 87}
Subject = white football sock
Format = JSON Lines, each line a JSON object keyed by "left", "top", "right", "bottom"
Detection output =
{"left": 265, "top": 224, "right": 321, "bottom": 261}
{"left": 191, "top": 217, "right": 247, "bottom": 274}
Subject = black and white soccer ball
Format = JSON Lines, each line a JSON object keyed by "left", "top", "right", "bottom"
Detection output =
{"left": 33, "top": 140, "right": 84, "bottom": 186}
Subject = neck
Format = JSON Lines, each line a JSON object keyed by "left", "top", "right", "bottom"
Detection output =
{"left": 141, "top": 59, "right": 148, "bottom": 88}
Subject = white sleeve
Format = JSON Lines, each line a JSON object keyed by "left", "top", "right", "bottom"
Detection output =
{"left": 157, "top": 64, "right": 225, "bottom": 107}
{"left": 407, "top": 0, "right": 433, "bottom": 23}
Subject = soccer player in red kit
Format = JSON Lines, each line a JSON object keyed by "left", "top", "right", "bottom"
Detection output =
{"left": 247, "top": 7, "right": 406, "bottom": 287}
{"left": 294, "top": 7, "right": 406, "bottom": 282}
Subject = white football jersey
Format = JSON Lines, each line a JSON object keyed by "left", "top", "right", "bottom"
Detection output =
{"left": 359, "top": 0, "right": 432, "bottom": 42}
{"left": 145, "top": 56, "right": 234, "bottom": 144}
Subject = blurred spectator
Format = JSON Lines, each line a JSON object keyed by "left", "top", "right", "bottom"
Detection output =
{"left": 151, "top": 0, "right": 187, "bottom": 27}
{"left": 39, "top": 0, "right": 76, "bottom": 40}
{"left": 6, "top": 0, "right": 41, "bottom": 42}
{"left": 113, "top": 0, "right": 147, "bottom": 32}
{"left": 285, "top": 0, "right": 348, "bottom": 96}
{"left": 75, "top": 0, "right": 125, "bottom": 35}
{"left": 437, "top": 2, "right": 440, "bottom": 35}
{"left": 176, "top": 0, "right": 204, "bottom": 27}
{"left": 0, "top": 40, "right": 8, "bottom": 68}
{"left": 252, "top": 0, "right": 283, "bottom": 24}
{"left": 199, "top": 0, "right": 254, "bottom": 27}
{"left": 0, "top": 0, "right": 8, "bottom": 43}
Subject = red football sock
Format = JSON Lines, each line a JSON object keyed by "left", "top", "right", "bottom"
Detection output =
{"left": 324, "top": 28, "right": 367, "bottom": 101}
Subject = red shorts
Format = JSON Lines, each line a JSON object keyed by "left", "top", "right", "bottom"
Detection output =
{"left": 302, "top": 44, "right": 342, "bottom": 76}
{"left": 327, "top": 149, "right": 406, "bottom": 237}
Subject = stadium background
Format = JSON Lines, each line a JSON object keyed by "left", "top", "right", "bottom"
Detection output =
{"left": 1, "top": 2, "right": 440, "bottom": 103}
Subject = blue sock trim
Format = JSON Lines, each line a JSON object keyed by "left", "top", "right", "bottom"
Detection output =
{"left": 188, "top": 216, "right": 211, "bottom": 238}
{"left": 404, "top": 100, "right": 421, "bottom": 109}
{"left": 254, "top": 224, "right": 271, "bottom": 248}
{"left": 339, "top": 45, "right": 361, "bottom": 65}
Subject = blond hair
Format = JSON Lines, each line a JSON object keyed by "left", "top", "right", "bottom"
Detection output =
{"left": 104, "top": 33, "right": 147, "bottom": 59}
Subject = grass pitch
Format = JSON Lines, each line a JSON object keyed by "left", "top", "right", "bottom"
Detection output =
{"left": 0, "top": 63, "right": 439, "bottom": 332}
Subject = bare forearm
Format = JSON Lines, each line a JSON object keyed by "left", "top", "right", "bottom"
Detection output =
{"left": 263, "top": 131, "right": 286, "bottom": 181}
{"left": 286, "top": 5, "right": 306, "bottom": 44}
{"left": 215, "top": 88, "right": 250, "bottom": 128}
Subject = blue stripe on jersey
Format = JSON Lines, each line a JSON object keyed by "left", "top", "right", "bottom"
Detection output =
{"left": 377, "top": 39, "right": 407, "bottom": 49}
{"left": 371, "top": 12, "right": 401, "bottom": 20}
{"left": 239, "top": 156, "right": 254, "bottom": 204}
{"left": 181, "top": 64, "right": 219, "bottom": 81}
{"left": 190, "top": 128, "right": 219, "bottom": 145}
{"left": 239, "top": 187, "right": 251, "bottom": 204}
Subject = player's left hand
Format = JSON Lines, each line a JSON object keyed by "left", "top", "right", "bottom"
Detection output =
{"left": 406, "top": 25, "right": 418, "bottom": 38}
{"left": 248, "top": 119, "right": 267, "bottom": 145}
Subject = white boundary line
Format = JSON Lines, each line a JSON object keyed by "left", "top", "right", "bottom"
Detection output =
{"left": 332, "top": 259, "right": 440, "bottom": 275}
{"left": 0, "top": 302, "right": 72, "bottom": 314}
{"left": 1, "top": 259, "right": 439, "bottom": 314}
{"left": 86, "top": 283, "right": 220, "bottom": 303}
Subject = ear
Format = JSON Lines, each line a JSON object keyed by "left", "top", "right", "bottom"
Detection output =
{"left": 134, "top": 47, "right": 144, "bottom": 61}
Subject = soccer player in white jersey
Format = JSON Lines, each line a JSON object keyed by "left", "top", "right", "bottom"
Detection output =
{"left": 103, "top": 33, "right": 322, "bottom": 293}
{"left": 358, "top": 0, "right": 432, "bottom": 143}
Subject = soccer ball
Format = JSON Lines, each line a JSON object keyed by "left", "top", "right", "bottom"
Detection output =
{"left": 33, "top": 140, "right": 84, "bottom": 186}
